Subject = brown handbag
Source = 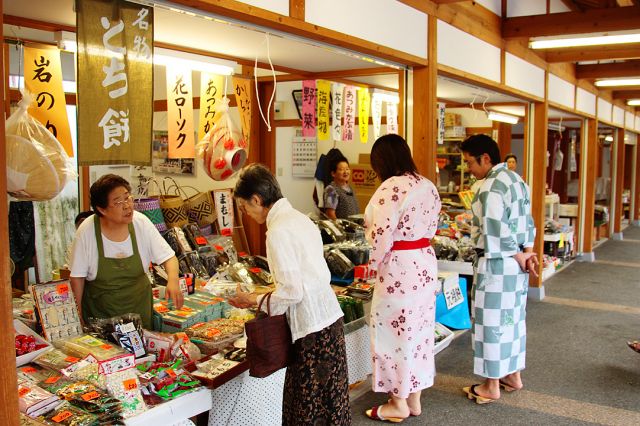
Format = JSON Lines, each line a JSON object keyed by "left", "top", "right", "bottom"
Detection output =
{"left": 245, "top": 292, "right": 292, "bottom": 378}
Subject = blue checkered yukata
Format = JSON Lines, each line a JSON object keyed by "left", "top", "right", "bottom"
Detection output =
{"left": 470, "top": 163, "right": 536, "bottom": 379}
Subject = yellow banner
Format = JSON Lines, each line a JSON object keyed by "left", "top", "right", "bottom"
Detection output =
{"left": 198, "top": 72, "right": 224, "bottom": 142}
{"left": 232, "top": 76, "right": 252, "bottom": 146}
{"left": 24, "top": 45, "right": 73, "bottom": 157}
{"left": 77, "top": 0, "right": 153, "bottom": 166}
{"left": 358, "top": 88, "right": 370, "bottom": 143}
{"left": 316, "top": 80, "right": 330, "bottom": 141}
{"left": 166, "top": 66, "right": 196, "bottom": 159}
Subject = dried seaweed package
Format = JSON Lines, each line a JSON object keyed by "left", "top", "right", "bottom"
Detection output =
{"left": 181, "top": 251, "right": 209, "bottom": 279}
{"left": 87, "top": 314, "right": 147, "bottom": 358}
{"left": 182, "top": 223, "right": 211, "bottom": 253}
{"left": 199, "top": 252, "right": 220, "bottom": 277}
{"left": 54, "top": 381, "right": 123, "bottom": 424}
{"left": 40, "top": 402, "right": 98, "bottom": 426}
{"left": 325, "top": 249, "right": 355, "bottom": 279}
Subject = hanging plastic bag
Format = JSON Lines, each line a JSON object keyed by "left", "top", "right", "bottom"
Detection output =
{"left": 5, "top": 90, "right": 76, "bottom": 200}
{"left": 197, "top": 97, "right": 248, "bottom": 181}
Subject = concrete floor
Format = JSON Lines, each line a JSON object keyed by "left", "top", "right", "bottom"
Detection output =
{"left": 351, "top": 226, "right": 640, "bottom": 425}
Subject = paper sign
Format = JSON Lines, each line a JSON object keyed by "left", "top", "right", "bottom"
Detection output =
{"left": 232, "top": 76, "right": 252, "bottom": 145}
{"left": 198, "top": 72, "right": 224, "bottom": 142}
{"left": 213, "top": 189, "right": 234, "bottom": 235}
{"left": 24, "top": 45, "right": 73, "bottom": 156}
{"left": 301, "top": 80, "right": 316, "bottom": 137}
{"left": 386, "top": 102, "right": 398, "bottom": 134}
{"left": 444, "top": 278, "right": 464, "bottom": 310}
{"left": 316, "top": 80, "right": 330, "bottom": 141}
{"left": 166, "top": 66, "right": 195, "bottom": 159}
{"left": 331, "top": 83, "right": 344, "bottom": 141}
{"left": 342, "top": 85, "right": 356, "bottom": 142}
{"left": 358, "top": 88, "right": 370, "bottom": 143}
{"left": 371, "top": 95, "right": 383, "bottom": 140}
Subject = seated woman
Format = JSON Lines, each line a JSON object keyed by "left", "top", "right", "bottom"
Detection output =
{"left": 323, "top": 155, "right": 359, "bottom": 220}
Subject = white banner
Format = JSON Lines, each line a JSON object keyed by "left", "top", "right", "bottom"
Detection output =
{"left": 331, "top": 83, "right": 345, "bottom": 142}
{"left": 371, "top": 96, "right": 383, "bottom": 140}
{"left": 213, "top": 189, "right": 234, "bottom": 236}
{"left": 386, "top": 102, "right": 398, "bottom": 135}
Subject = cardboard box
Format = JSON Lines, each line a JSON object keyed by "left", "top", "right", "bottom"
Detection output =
{"left": 444, "top": 113, "right": 462, "bottom": 127}
{"left": 358, "top": 153, "right": 371, "bottom": 164}
{"left": 356, "top": 192, "right": 374, "bottom": 213}
{"left": 444, "top": 126, "right": 466, "bottom": 138}
{"left": 350, "top": 163, "right": 379, "bottom": 192}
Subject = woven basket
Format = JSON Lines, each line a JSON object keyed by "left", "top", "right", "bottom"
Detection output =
{"left": 134, "top": 197, "right": 167, "bottom": 233}
{"left": 180, "top": 186, "right": 217, "bottom": 227}
{"left": 159, "top": 177, "right": 188, "bottom": 228}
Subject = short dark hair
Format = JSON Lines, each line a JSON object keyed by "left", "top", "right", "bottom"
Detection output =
{"left": 90, "top": 174, "right": 131, "bottom": 217}
{"left": 328, "top": 155, "right": 349, "bottom": 175}
{"left": 234, "top": 164, "right": 283, "bottom": 207}
{"left": 504, "top": 153, "right": 517, "bottom": 163}
{"left": 460, "top": 134, "right": 501, "bottom": 166}
{"left": 74, "top": 211, "right": 94, "bottom": 227}
{"left": 370, "top": 134, "right": 418, "bottom": 182}
{"left": 323, "top": 148, "right": 346, "bottom": 185}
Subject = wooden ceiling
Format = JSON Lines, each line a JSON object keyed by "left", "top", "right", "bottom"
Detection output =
{"left": 502, "top": 1, "right": 640, "bottom": 111}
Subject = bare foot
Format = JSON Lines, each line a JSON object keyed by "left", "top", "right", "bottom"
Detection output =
{"left": 406, "top": 393, "right": 422, "bottom": 416}
{"left": 473, "top": 383, "right": 500, "bottom": 399}
{"left": 376, "top": 398, "right": 410, "bottom": 419}
{"left": 501, "top": 373, "right": 523, "bottom": 391}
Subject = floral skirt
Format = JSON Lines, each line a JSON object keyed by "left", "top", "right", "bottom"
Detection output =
{"left": 282, "top": 319, "right": 351, "bottom": 426}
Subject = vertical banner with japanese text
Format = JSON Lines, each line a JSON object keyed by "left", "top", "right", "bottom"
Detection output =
{"left": 331, "top": 83, "right": 344, "bottom": 142}
{"left": 213, "top": 189, "right": 234, "bottom": 236}
{"left": 232, "top": 76, "right": 252, "bottom": 145}
{"left": 371, "top": 95, "right": 383, "bottom": 140}
{"left": 316, "top": 80, "right": 330, "bottom": 141}
{"left": 24, "top": 45, "right": 73, "bottom": 156}
{"left": 77, "top": 0, "right": 153, "bottom": 166}
{"left": 198, "top": 72, "right": 224, "bottom": 142}
{"left": 166, "top": 66, "right": 195, "bottom": 159}
{"left": 386, "top": 102, "right": 398, "bottom": 135}
{"left": 301, "top": 80, "right": 316, "bottom": 137}
{"left": 342, "top": 85, "right": 356, "bottom": 142}
{"left": 358, "top": 88, "right": 370, "bottom": 143}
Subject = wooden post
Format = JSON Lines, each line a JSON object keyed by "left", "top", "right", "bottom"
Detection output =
{"left": 580, "top": 119, "right": 598, "bottom": 255}
{"left": 613, "top": 127, "right": 625, "bottom": 235}
{"left": 398, "top": 69, "right": 405, "bottom": 138}
{"left": 529, "top": 102, "right": 548, "bottom": 287}
{"left": 635, "top": 143, "right": 640, "bottom": 223}
{"left": 495, "top": 122, "right": 512, "bottom": 159}
{"left": 0, "top": 8, "right": 21, "bottom": 426}
{"left": 412, "top": 15, "right": 437, "bottom": 182}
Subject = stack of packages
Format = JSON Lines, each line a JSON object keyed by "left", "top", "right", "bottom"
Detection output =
{"left": 432, "top": 212, "right": 477, "bottom": 264}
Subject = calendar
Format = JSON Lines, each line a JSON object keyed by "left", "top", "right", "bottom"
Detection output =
{"left": 292, "top": 136, "right": 317, "bottom": 177}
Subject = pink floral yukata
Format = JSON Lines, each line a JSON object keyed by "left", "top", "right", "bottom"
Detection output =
{"left": 364, "top": 173, "right": 441, "bottom": 398}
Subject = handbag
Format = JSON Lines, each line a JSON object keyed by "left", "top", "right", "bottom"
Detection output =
{"left": 245, "top": 292, "right": 292, "bottom": 378}
{"left": 159, "top": 177, "right": 188, "bottom": 228}
{"left": 176, "top": 185, "right": 217, "bottom": 227}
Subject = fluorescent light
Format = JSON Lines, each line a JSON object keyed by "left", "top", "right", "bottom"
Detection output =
{"left": 628, "top": 99, "right": 640, "bottom": 106}
{"left": 487, "top": 111, "right": 518, "bottom": 124}
{"left": 530, "top": 33, "right": 640, "bottom": 49}
{"left": 594, "top": 78, "right": 640, "bottom": 87}
{"left": 605, "top": 135, "right": 614, "bottom": 142}
{"left": 154, "top": 47, "right": 235, "bottom": 75}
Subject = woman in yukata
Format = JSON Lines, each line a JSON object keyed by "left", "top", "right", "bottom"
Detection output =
{"left": 364, "top": 134, "right": 442, "bottom": 423}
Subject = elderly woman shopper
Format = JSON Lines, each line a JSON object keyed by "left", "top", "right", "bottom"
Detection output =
{"left": 229, "top": 164, "right": 351, "bottom": 425}
{"left": 364, "top": 134, "right": 441, "bottom": 422}
{"left": 69, "top": 174, "right": 182, "bottom": 329}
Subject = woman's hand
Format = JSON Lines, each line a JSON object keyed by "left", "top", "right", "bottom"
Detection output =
{"left": 165, "top": 279, "right": 184, "bottom": 309}
{"left": 228, "top": 284, "right": 258, "bottom": 309}
{"left": 513, "top": 252, "right": 539, "bottom": 278}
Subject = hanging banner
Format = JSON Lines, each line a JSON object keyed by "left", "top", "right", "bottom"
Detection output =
{"left": 386, "top": 102, "right": 398, "bottom": 135}
{"left": 232, "top": 76, "right": 252, "bottom": 145}
{"left": 24, "top": 45, "right": 74, "bottom": 157}
{"left": 213, "top": 189, "right": 234, "bottom": 236}
{"left": 198, "top": 72, "right": 224, "bottom": 142}
{"left": 331, "top": 83, "right": 344, "bottom": 142}
{"left": 301, "top": 80, "right": 316, "bottom": 137}
{"left": 166, "top": 66, "right": 195, "bottom": 158}
{"left": 77, "top": 0, "right": 153, "bottom": 166}
{"left": 316, "top": 80, "right": 330, "bottom": 141}
{"left": 342, "top": 85, "right": 356, "bottom": 142}
{"left": 371, "top": 95, "right": 383, "bottom": 141}
{"left": 358, "top": 88, "right": 370, "bottom": 143}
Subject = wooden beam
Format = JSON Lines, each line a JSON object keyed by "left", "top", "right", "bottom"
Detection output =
{"left": 576, "top": 60, "right": 640, "bottom": 79}
{"left": 502, "top": 6, "right": 640, "bottom": 38}
{"left": 530, "top": 102, "right": 548, "bottom": 287}
{"left": 313, "top": 67, "right": 398, "bottom": 79}
{"left": 3, "top": 14, "right": 75, "bottom": 33}
{"left": 613, "top": 127, "right": 626, "bottom": 233}
{"left": 560, "top": 0, "right": 581, "bottom": 11}
{"left": 544, "top": 43, "right": 640, "bottom": 63}
{"left": 167, "top": 0, "right": 428, "bottom": 67}
{"left": 398, "top": 69, "right": 405, "bottom": 137}
{"left": 612, "top": 89, "right": 640, "bottom": 99}
{"left": 289, "top": 0, "right": 305, "bottom": 20}
{"left": 581, "top": 119, "right": 598, "bottom": 253}
{"left": 635, "top": 143, "right": 640, "bottom": 221}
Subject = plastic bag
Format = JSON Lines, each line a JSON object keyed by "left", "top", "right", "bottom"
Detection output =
{"left": 6, "top": 90, "right": 76, "bottom": 200}
{"left": 197, "top": 97, "right": 248, "bottom": 181}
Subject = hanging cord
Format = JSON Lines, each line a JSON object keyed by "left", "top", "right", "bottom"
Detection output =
{"left": 481, "top": 94, "right": 490, "bottom": 115}
{"left": 254, "top": 32, "right": 277, "bottom": 132}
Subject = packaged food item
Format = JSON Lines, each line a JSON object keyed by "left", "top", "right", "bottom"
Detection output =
{"left": 53, "top": 334, "right": 126, "bottom": 361}
{"left": 191, "top": 358, "right": 239, "bottom": 381}
{"left": 103, "top": 369, "right": 146, "bottom": 418}
{"left": 31, "top": 280, "right": 82, "bottom": 342}
{"left": 53, "top": 381, "right": 123, "bottom": 424}
{"left": 136, "top": 359, "right": 201, "bottom": 404}
{"left": 182, "top": 223, "right": 211, "bottom": 253}
{"left": 17, "top": 377, "right": 61, "bottom": 417}
{"left": 86, "top": 314, "right": 147, "bottom": 358}
{"left": 40, "top": 401, "right": 98, "bottom": 426}
{"left": 325, "top": 249, "right": 355, "bottom": 279}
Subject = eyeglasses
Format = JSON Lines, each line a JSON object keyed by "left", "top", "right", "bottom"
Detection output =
{"left": 112, "top": 195, "right": 134, "bottom": 209}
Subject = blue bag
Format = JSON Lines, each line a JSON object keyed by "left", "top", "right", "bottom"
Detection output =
{"left": 435, "top": 277, "right": 471, "bottom": 330}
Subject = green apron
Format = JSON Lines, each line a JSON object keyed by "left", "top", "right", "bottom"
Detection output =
{"left": 82, "top": 218, "right": 153, "bottom": 329}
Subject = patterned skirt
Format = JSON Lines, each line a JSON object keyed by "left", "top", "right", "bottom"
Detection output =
{"left": 282, "top": 319, "right": 351, "bottom": 426}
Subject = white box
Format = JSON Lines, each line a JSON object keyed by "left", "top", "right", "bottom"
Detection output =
{"left": 14, "top": 319, "right": 52, "bottom": 367}
{"left": 434, "top": 322, "right": 454, "bottom": 355}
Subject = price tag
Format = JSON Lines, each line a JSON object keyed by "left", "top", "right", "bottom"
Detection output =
{"left": 21, "top": 367, "right": 37, "bottom": 374}
{"left": 118, "top": 322, "right": 136, "bottom": 333}
{"left": 443, "top": 278, "right": 464, "bottom": 310}
{"left": 195, "top": 236, "right": 207, "bottom": 245}
{"left": 45, "top": 376, "right": 62, "bottom": 384}
{"left": 56, "top": 283, "right": 69, "bottom": 294}
{"left": 81, "top": 390, "right": 100, "bottom": 401}
{"left": 64, "top": 356, "right": 80, "bottom": 363}
{"left": 123, "top": 378, "right": 138, "bottom": 390}
{"left": 52, "top": 410, "right": 73, "bottom": 423}
{"left": 100, "top": 344, "right": 113, "bottom": 350}
{"left": 166, "top": 368, "right": 177, "bottom": 378}
{"left": 18, "top": 387, "right": 30, "bottom": 397}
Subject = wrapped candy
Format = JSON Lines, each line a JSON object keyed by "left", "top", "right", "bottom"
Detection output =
{"left": 197, "top": 97, "right": 247, "bottom": 181}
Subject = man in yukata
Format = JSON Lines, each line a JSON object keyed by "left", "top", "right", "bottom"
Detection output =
{"left": 460, "top": 134, "right": 538, "bottom": 404}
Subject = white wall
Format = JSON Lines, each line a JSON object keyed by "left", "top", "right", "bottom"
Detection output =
{"left": 446, "top": 107, "right": 493, "bottom": 128}
{"left": 597, "top": 98, "right": 613, "bottom": 123}
{"left": 626, "top": 111, "right": 636, "bottom": 131}
{"left": 548, "top": 74, "right": 575, "bottom": 110}
{"left": 235, "top": 0, "right": 289, "bottom": 15}
{"left": 475, "top": 0, "right": 501, "bottom": 16}
{"left": 613, "top": 106, "right": 625, "bottom": 127}
{"left": 505, "top": 53, "right": 545, "bottom": 99}
{"left": 576, "top": 88, "right": 596, "bottom": 116}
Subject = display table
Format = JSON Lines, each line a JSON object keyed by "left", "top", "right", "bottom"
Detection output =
{"left": 543, "top": 230, "right": 574, "bottom": 258}
{"left": 438, "top": 259, "right": 474, "bottom": 275}
{"left": 125, "top": 388, "right": 212, "bottom": 426}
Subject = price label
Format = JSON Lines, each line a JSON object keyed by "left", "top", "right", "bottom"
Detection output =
{"left": 52, "top": 410, "right": 73, "bottom": 423}
{"left": 166, "top": 368, "right": 177, "bottom": 378}
{"left": 123, "top": 378, "right": 138, "bottom": 390}
{"left": 56, "top": 283, "right": 69, "bottom": 294}
{"left": 81, "top": 390, "right": 100, "bottom": 401}
{"left": 21, "top": 367, "right": 37, "bottom": 374}
{"left": 119, "top": 322, "right": 136, "bottom": 333}
{"left": 195, "top": 236, "right": 207, "bottom": 245}
{"left": 18, "top": 387, "right": 30, "bottom": 397}
{"left": 100, "top": 344, "right": 113, "bottom": 350}
{"left": 65, "top": 356, "right": 80, "bottom": 363}
{"left": 444, "top": 278, "right": 464, "bottom": 310}
{"left": 45, "top": 376, "right": 62, "bottom": 384}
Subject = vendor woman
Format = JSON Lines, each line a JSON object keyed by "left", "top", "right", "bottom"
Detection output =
{"left": 323, "top": 155, "right": 359, "bottom": 219}
{"left": 69, "top": 174, "right": 183, "bottom": 329}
